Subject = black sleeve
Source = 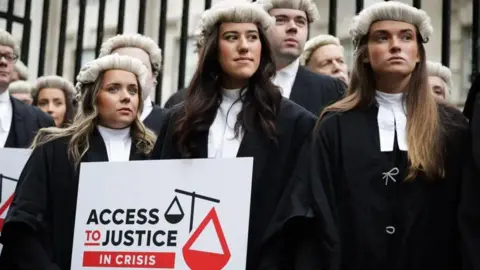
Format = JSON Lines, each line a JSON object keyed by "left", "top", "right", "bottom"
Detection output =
{"left": 459, "top": 157, "right": 480, "bottom": 270}
{"left": 458, "top": 103, "right": 480, "bottom": 270}
{"left": 334, "top": 78, "right": 347, "bottom": 98}
{"left": 289, "top": 114, "right": 341, "bottom": 269}
{"left": 258, "top": 111, "right": 340, "bottom": 270}
{"left": 164, "top": 89, "right": 187, "bottom": 109}
{"left": 0, "top": 144, "right": 59, "bottom": 270}
{"left": 470, "top": 93, "right": 480, "bottom": 170}
{"left": 150, "top": 108, "right": 175, "bottom": 159}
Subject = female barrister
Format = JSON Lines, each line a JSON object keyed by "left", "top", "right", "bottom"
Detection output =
{"left": 33, "top": 75, "right": 77, "bottom": 127}
{"left": 150, "top": 1, "right": 317, "bottom": 269}
{"left": 289, "top": 2, "right": 470, "bottom": 269}
{"left": 0, "top": 54, "right": 156, "bottom": 270}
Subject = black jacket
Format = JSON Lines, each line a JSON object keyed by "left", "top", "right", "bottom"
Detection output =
{"left": 5, "top": 96, "right": 54, "bottom": 148}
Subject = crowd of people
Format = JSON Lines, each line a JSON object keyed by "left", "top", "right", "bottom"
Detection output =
{"left": 0, "top": 0, "right": 479, "bottom": 269}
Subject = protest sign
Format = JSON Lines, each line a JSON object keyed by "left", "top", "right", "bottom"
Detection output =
{"left": 71, "top": 157, "right": 253, "bottom": 269}
{"left": 0, "top": 148, "right": 32, "bottom": 251}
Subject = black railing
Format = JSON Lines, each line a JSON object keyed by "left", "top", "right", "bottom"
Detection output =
{"left": 56, "top": 0, "right": 69, "bottom": 76}
{"left": 94, "top": 0, "right": 106, "bottom": 58}
{"left": 1, "top": 0, "right": 479, "bottom": 105}
{"left": 442, "top": 0, "right": 452, "bottom": 67}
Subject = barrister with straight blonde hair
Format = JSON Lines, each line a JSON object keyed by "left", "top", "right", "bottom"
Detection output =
{"left": 284, "top": 2, "right": 471, "bottom": 269}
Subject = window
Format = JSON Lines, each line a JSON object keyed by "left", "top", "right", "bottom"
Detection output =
{"left": 0, "top": 1, "right": 8, "bottom": 11}
{"left": 461, "top": 27, "right": 473, "bottom": 99}
{"left": 176, "top": 37, "right": 199, "bottom": 89}
{"left": 81, "top": 48, "right": 96, "bottom": 67}
{"left": 340, "top": 38, "right": 354, "bottom": 73}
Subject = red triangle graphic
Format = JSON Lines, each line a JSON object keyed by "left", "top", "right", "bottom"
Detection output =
{"left": 0, "top": 193, "right": 15, "bottom": 231}
{"left": 183, "top": 207, "right": 231, "bottom": 270}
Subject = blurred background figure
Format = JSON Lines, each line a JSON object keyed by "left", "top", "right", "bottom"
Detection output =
{"left": 8, "top": 80, "right": 34, "bottom": 104}
{"left": 301, "top": 34, "right": 349, "bottom": 84}
{"left": 11, "top": 60, "right": 28, "bottom": 82}
{"left": 33, "top": 75, "right": 76, "bottom": 127}
{"left": 427, "top": 61, "right": 452, "bottom": 102}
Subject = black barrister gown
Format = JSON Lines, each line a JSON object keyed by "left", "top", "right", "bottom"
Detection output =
{"left": 0, "top": 130, "right": 148, "bottom": 270}
{"left": 5, "top": 96, "right": 55, "bottom": 148}
{"left": 459, "top": 75, "right": 480, "bottom": 270}
{"left": 142, "top": 104, "right": 169, "bottom": 135}
{"left": 150, "top": 98, "right": 317, "bottom": 270}
{"left": 300, "top": 104, "right": 469, "bottom": 270}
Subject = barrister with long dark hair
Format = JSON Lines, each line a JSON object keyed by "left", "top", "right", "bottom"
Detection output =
{"left": 150, "top": 1, "right": 317, "bottom": 269}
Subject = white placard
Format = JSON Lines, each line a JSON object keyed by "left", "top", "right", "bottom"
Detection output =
{"left": 0, "top": 148, "right": 32, "bottom": 250}
{"left": 71, "top": 158, "right": 253, "bottom": 270}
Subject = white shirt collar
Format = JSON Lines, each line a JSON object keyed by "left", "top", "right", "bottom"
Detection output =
{"left": 97, "top": 125, "right": 130, "bottom": 140}
{"left": 140, "top": 96, "right": 154, "bottom": 121}
{"left": 221, "top": 87, "right": 242, "bottom": 101}
{"left": 278, "top": 58, "right": 300, "bottom": 77}
{"left": 207, "top": 87, "right": 244, "bottom": 158}
{"left": 375, "top": 90, "right": 408, "bottom": 152}
{"left": 0, "top": 90, "right": 10, "bottom": 103}
{"left": 97, "top": 125, "right": 132, "bottom": 162}
{"left": 273, "top": 58, "right": 300, "bottom": 99}
{"left": 0, "top": 90, "right": 12, "bottom": 146}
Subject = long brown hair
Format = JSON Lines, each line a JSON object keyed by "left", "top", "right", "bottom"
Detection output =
{"left": 173, "top": 22, "right": 281, "bottom": 157}
{"left": 31, "top": 71, "right": 156, "bottom": 166}
{"left": 321, "top": 32, "right": 444, "bottom": 180}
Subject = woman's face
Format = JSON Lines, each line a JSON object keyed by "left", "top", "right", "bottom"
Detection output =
{"left": 37, "top": 88, "right": 67, "bottom": 127}
{"left": 367, "top": 20, "right": 420, "bottom": 77}
{"left": 96, "top": 69, "right": 140, "bottom": 129}
{"left": 217, "top": 22, "right": 262, "bottom": 87}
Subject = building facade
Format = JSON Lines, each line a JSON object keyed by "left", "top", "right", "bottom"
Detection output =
{"left": 0, "top": 0, "right": 476, "bottom": 107}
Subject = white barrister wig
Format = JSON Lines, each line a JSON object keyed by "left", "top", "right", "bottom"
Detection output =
{"left": 98, "top": 34, "right": 162, "bottom": 80}
{"left": 75, "top": 54, "right": 148, "bottom": 99}
{"left": 427, "top": 61, "right": 453, "bottom": 96}
{"left": 0, "top": 29, "right": 20, "bottom": 56}
{"left": 7, "top": 80, "right": 35, "bottom": 94}
{"left": 301, "top": 34, "right": 342, "bottom": 65}
{"left": 349, "top": 1, "right": 433, "bottom": 48}
{"left": 15, "top": 60, "right": 29, "bottom": 80}
{"left": 195, "top": 0, "right": 275, "bottom": 50}
{"left": 33, "top": 75, "right": 76, "bottom": 100}
{"left": 255, "top": 0, "right": 320, "bottom": 23}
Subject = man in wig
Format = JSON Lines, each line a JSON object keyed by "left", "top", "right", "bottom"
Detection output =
{"left": 99, "top": 34, "right": 167, "bottom": 135}
{"left": 301, "top": 34, "right": 349, "bottom": 84}
{"left": 256, "top": 0, "right": 346, "bottom": 115}
{"left": 426, "top": 60, "right": 452, "bottom": 102}
{"left": 0, "top": 29, "right": 54, "bottom": 148}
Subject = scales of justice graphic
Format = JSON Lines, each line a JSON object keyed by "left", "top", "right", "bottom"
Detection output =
{"left": 0, "top": 174, "right": 19, "bottom": 230}
{"left": 164, "top": 189, "right": 231, "bottom": 270}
